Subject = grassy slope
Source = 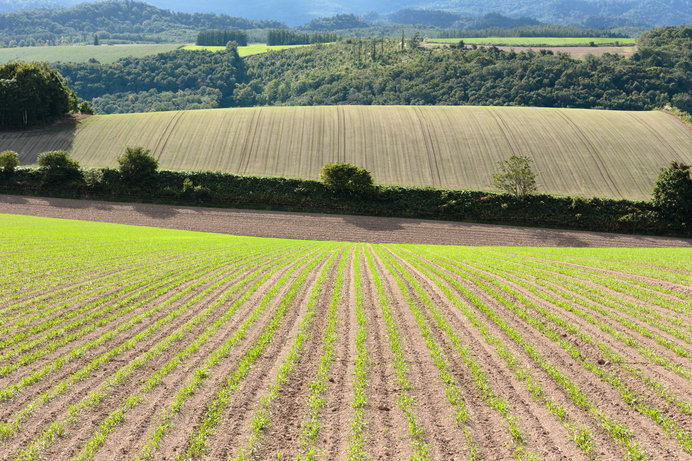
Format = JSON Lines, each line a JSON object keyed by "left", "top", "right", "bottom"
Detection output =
{"left": 183, "top": 43, "right": 316, "bottom": 57}
{"left": 2, "top": 105, "right": 691, "bottom": 200}
{"left": 0, "top": 44, "right": 182, "bottom": 64}
{"left": 430, "top": 37, "right": 637, "bottom": 46}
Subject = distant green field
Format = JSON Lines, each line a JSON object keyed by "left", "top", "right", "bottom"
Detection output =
{"left": 2, "top": 105, "right": 691, "bottom": 200}
{"left": 183, "top": 43, "right": 316, "bottom": 57}
{"left": 431, "top": 37, "right": 637, "bottom": 46}
{"left": 0, "top": 44, "right": 183, "bottom": 64}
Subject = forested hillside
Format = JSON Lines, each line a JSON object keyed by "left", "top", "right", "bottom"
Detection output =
{"left": 51, "top": 26, "right": 692, "bottom": 115}
{"left": 0, "top": 1, "right": 284, "bottom": 45}
{"left": 53, "top": 48, "right": 244, "bottom": 111}
{"left": 2, "top": 0, "right": 690, "bottom": 27}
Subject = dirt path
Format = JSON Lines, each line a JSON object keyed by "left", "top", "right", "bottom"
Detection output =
{"left": 2, "top": 194, "right": 690, "bottom": 248}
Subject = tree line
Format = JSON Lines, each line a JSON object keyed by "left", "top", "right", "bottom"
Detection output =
{"left": 267, "top": 30, "right": 338, "bottom": 46}
{"left": 196, "top": 29, "right": 248, "bottom": 47}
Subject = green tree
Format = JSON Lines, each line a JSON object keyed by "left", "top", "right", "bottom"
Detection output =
{"left": 37, "top": 150, "right": 81, "bottom": 186}
{"left": 0, "top": 150, "right": 19, "bottom": 174}
{"left": 0, "top": 62, "right": 78, "bottom": 129}
{"left": 78, "top": 101, "right": 95, "bottom": 115}
{"left": 652, "top": 161, "right": 692, "bottom": 229}
{"left": 118, "top": 146, "right": 159, "bottom": 183}
{"left": 320, "top": 162, "right": 374, "bottom": 194}
{"left": 93, "top": 34, "right": 99, "bottom": 46}
{"left": 492, "top": 155, "right": 537, "bottom": 198}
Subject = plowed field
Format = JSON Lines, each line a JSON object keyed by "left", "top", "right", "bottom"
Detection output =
{"left": 3, "top": 106, "right": 692, "bottom": 200}
{"left": 1, "top": 213, "right": 691, "bottom": 460}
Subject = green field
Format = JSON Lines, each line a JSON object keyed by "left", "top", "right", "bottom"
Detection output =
{"left": 2, "top": 105, "right": 691, "bottom": 200}
{"left": 431, "top": 37, "right": 637, "bottom": 46}
{"left": 0, "top": 44, "right": 183, "bottom": 64}
{"left": 1, "top": 213, "right": 690, "bottom": 460}
{"left": 183, "top": 43, "right": 316, "bottom": 57}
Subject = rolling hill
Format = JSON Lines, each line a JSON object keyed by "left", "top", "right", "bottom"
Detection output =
{"left": 1, "top": 0, "right": 689, "bottom": 26}
{"left": 2, "top": 105, "right": 691, "bottom": 200}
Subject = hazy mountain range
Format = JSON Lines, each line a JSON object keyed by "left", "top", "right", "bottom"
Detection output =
{"left": 0, "top": 0, "right": 690, "bottom": 26}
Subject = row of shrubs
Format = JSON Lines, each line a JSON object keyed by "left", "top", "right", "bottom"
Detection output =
{"left": 0, "top": 149, "right": 690, "bottom": 237}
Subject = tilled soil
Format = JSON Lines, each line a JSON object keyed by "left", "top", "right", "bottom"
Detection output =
{"left": 1, "top": 201, "right": 691, "bottom": 460}
{"left": 1, "top": 194, "right": 690, "bottom": 247}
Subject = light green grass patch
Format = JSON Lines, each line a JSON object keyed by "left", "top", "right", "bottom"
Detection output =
{"left": 183, "top": 43, "right": 316, "bottom": 57}
{"left": 0, "top": 44, "right": 183, "bottom": 64}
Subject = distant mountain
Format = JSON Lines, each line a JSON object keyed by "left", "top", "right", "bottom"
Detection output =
{"left": 424, "top": 0, "right": 692, "bottom": 27}
{"left": 1, "top": 0, "right": 689, "bottom": 26}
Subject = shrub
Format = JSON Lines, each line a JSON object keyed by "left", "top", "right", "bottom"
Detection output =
{"left": 652, "top": 161, "right": 692, "bottom": 229}
{"left": 78, "top": 101, "right": 95, "bottom": 115}
{"left": 117, "top": 146, "right": 158, "bottom": 184}
{"left": 0, "top": 150, "right": 19, "bottom": 174}
{"left": 320, "top": 162, "right": 374, "bottom": 194}
{"left": 83, "top": 168, "right": 103, "bottom": 189}
{"left": 37, "top": 150, "right": 81, "bottom": 187}
{"left": 38, "top": 150, "right": 79, "bottom": 171}
{"left": 492, "top": 155, "right": 537, "bottom": 199}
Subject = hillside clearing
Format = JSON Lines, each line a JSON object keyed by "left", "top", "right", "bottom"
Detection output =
{"left": 0, "top": 213, "right": 690, "bottom": 460}
{"left": 0, "top": 44, "right": 182, "bottom": 64}
{"left": 183, "top": 43, "right": 317, "bottom": 56}
{"left": 1, "top": 106, "right": 691, "bottom": 200}
{"left": 430, "top": 37, "right": 637, "bottom": 46}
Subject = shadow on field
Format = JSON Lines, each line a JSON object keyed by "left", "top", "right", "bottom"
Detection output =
{"left": 342, "top": 215, "right": 404, "bottom": 232}
{"left": 49, "top": 197, "right": 112, "bottom": 211}
{"left": 528, "top": 227, "right": 591, "bottom": 247}
{"left": 0, "top": 195, "right": 27, "bottom": 205}
{"left": 3, "top": 115, "right": 81, "bottom": 166}
{"left": 132, "top": 203, "right": 179, "bottom": 219}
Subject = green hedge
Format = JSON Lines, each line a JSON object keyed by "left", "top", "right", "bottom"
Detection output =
{"left": 0, "top": 167, "right": 686, "bottom": 237}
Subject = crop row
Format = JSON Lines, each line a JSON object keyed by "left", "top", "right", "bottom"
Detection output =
{"left": 1, "top": 215, "right": 690, "bottom": 460}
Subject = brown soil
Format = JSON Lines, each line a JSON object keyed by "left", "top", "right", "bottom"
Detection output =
{"left": 1, "top": 198, "right": 690, "bottom": 460}
{"left": 422, "top": 42, "right": 637, "bottom": 58}
{"left": 1, "top": 194, "right": 690, "bottom": 248}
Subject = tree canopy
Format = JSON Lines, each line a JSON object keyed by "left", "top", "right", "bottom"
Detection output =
{"left": 0, "top": 61, "right": 77, "bottom": 129}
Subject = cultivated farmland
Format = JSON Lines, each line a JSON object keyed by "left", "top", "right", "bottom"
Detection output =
{"left": 2, "top": 106, "right": 692, "bottom": 200}
{"left": 0, "top": 213, "right": 691, "bottom": 460}
{"left": 430, "top": 37, "right": 637, "bottom": 47}
{"left": 0, "top": 44, "right": 182, "bottom": 65}
{"left": 183, "top": 43, "right": 317, "bottom": 57}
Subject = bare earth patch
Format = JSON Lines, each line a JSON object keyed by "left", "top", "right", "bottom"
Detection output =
{"left": 1, "top": 194, "right": 690, "bottom": 248}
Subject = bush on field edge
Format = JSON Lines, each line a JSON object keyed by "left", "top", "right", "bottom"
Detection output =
{"left": 0, "top": 166, "right": 688, "bottom": 238}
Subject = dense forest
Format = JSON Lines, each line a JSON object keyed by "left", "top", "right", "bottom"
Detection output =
{"left": 266, "top": 30, "right": 338, "bottom": 46}
{"left": 196, "top": 30, "right": 248, "bottom": 47}
{"left": 52, "top": 26, "right": 692, "bottom": 115}
{"left": 54, "top": 49, "right": 244, "bottom": 109}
